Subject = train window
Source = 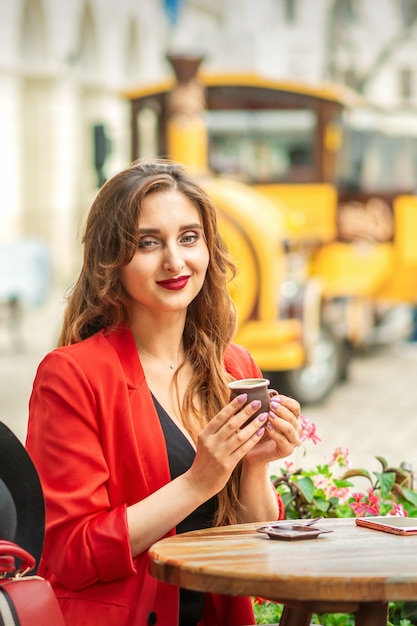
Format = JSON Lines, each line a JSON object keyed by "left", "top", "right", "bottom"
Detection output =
{"left": 337, "top": 117, "right": 417, "bottom": 193}
{"left": 136, "top": 107, "right": 159, "bottom": 159}
{"left": 205, "top": 109, "right": 316, "bottom": 183}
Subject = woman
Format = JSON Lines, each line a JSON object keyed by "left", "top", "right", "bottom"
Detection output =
{"left": 26, "top": 159, "right": 301, "bottom": 626}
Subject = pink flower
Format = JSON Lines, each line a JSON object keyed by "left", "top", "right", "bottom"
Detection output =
{"left": 350, "top": 492, "right": 366, "bottom": 516}
{"left": 299, "top": 415, "right": 321, "bottom": 445}
{"left": 329, "top": 485, "right": 350, "bottom": 502}
{"left": 366, "top": 489, "right": 380, "bottom": 516}
{"left": 350, "top": 489, "right": 380, "bottom": 517}
{"left": 389, "top": 503, "right": 408, "bottom": 517}
{"left": 329, "top": 446, "right": 351, "bottom": 470}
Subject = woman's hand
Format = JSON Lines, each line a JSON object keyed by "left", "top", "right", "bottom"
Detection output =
{"left": 127, "top": 394, "right": 268, "bottom": 556}
{"left": 237, "top": 392, "right": 301, "bottom": 523}
{"left": 187, "top": 394, "right": 269, "bottom": 500}
{"left": 243, "top": 394, "right": 302, "bottom": 466}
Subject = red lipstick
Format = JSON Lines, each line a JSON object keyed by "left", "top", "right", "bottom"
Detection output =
{"left": 157, "top": 276, "right": 189, "bottom": 290}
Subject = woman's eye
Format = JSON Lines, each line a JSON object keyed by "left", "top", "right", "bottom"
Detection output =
{"left": 181, "top": 232, "right": 199, "bottom": 245}
{"left": 138, "top": 238, "right": 158, "bottom": 249}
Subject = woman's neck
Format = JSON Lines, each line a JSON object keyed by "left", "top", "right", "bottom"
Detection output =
{"left": 134, "top": 339, "right": 185, "bottom": 371}
{"left": 130, "top": 314, "right": 186, "bottom": 372}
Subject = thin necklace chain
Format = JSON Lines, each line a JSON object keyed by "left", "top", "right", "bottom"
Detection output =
{"left": 135, "top": 342, "right": 184, "bottom": 370}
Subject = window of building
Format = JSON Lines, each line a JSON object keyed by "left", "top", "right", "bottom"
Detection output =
{"left": 20, "top": 0, "right": 47, "bottom": 73}
{"left": 342, "top": 68, "right": 357, "bottom": 89}
{"left": 136, "top": 107, "right": 160, "bottom": 159}
{"left": 333, "top": 0, "right": 356, "bottom": 24}
{"left": 125, "top": 20, "right": 140, "bottom": 85}
{"left": 399, "top": 0, "right": 417, "bottom": 24}
{"left": 399, "top": 67, "right": 413, "bottom": 101}
{"left": 284, "top": 0, "right": 297, "bottom": 23}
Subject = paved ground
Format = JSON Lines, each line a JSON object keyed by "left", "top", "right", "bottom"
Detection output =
{"left": 279, "top": 340, "right": 417, "bottom": 477}
{"left": 0, "top": 288, "right": 66, "bottom": 442}
{"left": 1, "top": 289, "right": 417, "bottom": 482}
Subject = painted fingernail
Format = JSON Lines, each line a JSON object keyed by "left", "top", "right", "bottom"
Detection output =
{"left": 266, "top": 422, "right": 273, "bottom": 430}
{"left": 258, "top": 412, "right": 268, "bottom": 422}
{"left": 236, "top": 393, "right": 248, "bottom": 403}
{"left": 251, "top": 400, "right": 262, "bottom": 409}
{"left": 271, "top": 400, "right": 281, "bottom": 410}
{"left": 256, "top": 427, "right": 265, "bottom": 437}
{"left": 268, "top": 411, "right": 276, "bottom": 419}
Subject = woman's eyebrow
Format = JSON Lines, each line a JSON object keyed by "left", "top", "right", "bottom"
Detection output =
{"left": 138, "top": 227, "right": 160, "bottom": 234}
{"left": 181, "top": 223, "right": 203, "bottom": 230}
{"left": 138, "top": 223, "right": 203, "bottom": 234}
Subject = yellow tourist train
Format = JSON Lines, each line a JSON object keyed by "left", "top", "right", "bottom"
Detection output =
{"left": 124, "top": 55, "right": 417, "bottom": 403}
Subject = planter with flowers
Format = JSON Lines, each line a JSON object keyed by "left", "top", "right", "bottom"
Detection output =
{"left": 253, "top": 416, "right": 417, "bottom": 625}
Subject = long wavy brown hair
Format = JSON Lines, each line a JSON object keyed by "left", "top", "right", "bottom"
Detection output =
{"left": 59, "top": 159, "right": 244, "bottom": 525}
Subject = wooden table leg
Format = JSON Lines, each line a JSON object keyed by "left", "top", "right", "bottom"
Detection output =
{"left": 355, "top": 601, "right": 388, "bottom": 626}
{"left": 279, "top": 605, "right": 313, "bottom": 626}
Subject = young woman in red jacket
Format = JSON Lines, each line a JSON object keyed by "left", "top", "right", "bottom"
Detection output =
{"left": 26, "top": 159, "right": 301, "bottom": 626}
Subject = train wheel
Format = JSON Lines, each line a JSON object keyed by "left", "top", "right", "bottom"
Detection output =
{"left": 265, "top": 322, "right": 349, "bottom": 405}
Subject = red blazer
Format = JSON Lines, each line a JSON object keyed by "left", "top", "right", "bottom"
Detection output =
{"left": 26, "top": 326, "right": 282, "bottom": 626}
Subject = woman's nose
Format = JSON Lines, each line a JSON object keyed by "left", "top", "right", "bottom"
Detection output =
{"left": 163, "top": 245, "right": 184, "bottom": 273}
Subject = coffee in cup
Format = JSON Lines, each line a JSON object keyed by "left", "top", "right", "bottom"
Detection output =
{"left": 228, "top": 378, "right": 270, "bottom": 427}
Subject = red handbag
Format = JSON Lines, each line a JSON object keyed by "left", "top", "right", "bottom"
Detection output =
{"left": 0, "top": 540, "right": 66, "bottom": 626}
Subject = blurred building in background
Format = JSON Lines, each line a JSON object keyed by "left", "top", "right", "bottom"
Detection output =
{"left": 1, "top": 0, "right": 417, "bottom": 284}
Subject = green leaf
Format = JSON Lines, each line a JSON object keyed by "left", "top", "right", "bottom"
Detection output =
{"left": 386, "top": 467, "right": 411, "bottom": 487}
{"left": 401, "top": 487, "right": 417, "bottom": 506}
{"left": 334, "top": 504, "right": 355, "bottom": 518}
{"left": 313, "top": 496, "right": 331, "bottom": 513}
{"left": 341, "top": 468, "right": 372, "bottom": 481}
{"left": 376, "top": 471, "right": 396, "bottom": 497}
{"left": 333, "top": 478, "right": 354, "bottom": 488}
{"left": 293, "top": 476, "right": 315, "bottom": 503}
{"left": 375, "top": 455, "right": 388, "bottom": 471}
{"left": 280, "top": 492, "right": 295, "bottom": 507}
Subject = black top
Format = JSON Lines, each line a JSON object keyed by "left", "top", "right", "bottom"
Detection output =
{"left": 152, "top": 395, "right": 217, "bottom": 626}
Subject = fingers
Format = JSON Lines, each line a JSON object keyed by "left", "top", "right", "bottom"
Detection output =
{"left": 274, "top": 394, "right": 301, "bottom": 418}
{"left": 266, "top": 395, "right": 302, "bottom": 443}
{"left": 193, "top": 413, "right": 270, "bottom": 497}
{"left": 224, "top": 403, "right": 269, "bottom": 440}
{"left": 204, "top": 395, "right": 270, "bottom": 456}
{"left": 208, "top": 393, "right": 267, "bottom": 433}
{"left": 194, "top": 406, "right": 269, "bottom": 488}
{"left": 201, "top": 392, "right": 302, "bottom": 467}
{"left": 270, "top": 395, "right": 301, "bottom": 424}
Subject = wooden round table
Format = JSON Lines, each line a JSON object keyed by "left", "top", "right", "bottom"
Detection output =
{"left": 148, "top": 517, "right": 417, "bottom": 626}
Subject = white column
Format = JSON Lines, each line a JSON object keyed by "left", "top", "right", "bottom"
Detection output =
{"left": 46, "top": 79, "right": 83, "bottom": 283}
{"left": 0, "top": 73, "right": 23, "bottom": 241}
{"left": 20, "top": 77, "right": 84, "bottom": 284}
